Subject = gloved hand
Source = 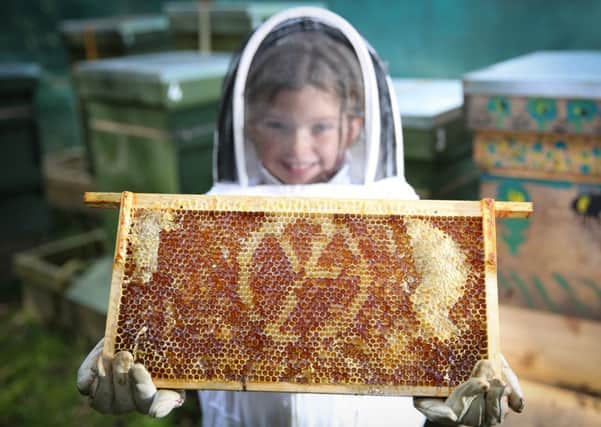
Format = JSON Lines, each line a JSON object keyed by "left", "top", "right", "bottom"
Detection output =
{"left": 413, "top": 355, "right": 524, "bottom": 427}
{"left": 77, "top": 338, "right": 185, "bottom": 417}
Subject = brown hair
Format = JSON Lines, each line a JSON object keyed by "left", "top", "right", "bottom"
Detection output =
{"left": 245, "top": 31, "right": 364, "bottom": 118}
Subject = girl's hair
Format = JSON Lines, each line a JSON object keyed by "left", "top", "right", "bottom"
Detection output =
{"left": 245, "top": 31, "right": 364, "bottom": 117}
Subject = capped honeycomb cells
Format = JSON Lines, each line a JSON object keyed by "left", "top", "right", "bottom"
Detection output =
{"left": 113, "top": 207, "right": 488, "bottom": 391}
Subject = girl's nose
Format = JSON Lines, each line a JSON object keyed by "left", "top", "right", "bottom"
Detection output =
{"left": 287, "top": 127, "right": 313, "bottom": 156}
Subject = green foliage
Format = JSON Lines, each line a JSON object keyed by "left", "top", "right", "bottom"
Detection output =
{"left": 0, "top": 306, "right": 200, "bottom": 427}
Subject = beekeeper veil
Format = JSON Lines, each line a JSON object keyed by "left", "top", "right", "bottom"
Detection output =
{"left": 214, "top": 7, "right": 406, "bottom": 187}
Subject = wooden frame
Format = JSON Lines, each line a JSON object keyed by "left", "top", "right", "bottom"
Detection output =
{"left": 86, "top": 191, "right": 531, "bottom": 396}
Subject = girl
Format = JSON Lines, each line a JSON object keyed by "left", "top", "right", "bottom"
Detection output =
{"left": 77, "top": 7, "right": 524, "bottom": 427}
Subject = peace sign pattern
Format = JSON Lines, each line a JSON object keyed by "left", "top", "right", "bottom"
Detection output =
{"left": 114, "top": 207, "right": 487, "bottom": 392}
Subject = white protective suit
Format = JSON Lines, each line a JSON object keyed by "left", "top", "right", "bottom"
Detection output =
{"left": 201, "top": 7, "right": 425, "bottom": 427}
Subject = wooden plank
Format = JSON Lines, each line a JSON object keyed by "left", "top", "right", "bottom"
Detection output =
{"left": 83, "top": 191, "right": 533, "bottom": 218}
{"left": 101, "top": 191, "right": 509, "bottom": 396}
{"left": 500, "top": 379, "right": 601, "bottom": 427}
{"left": 500, "top": 305, "right": 601, "bottom": 393}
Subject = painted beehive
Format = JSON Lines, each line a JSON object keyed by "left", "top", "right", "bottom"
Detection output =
{"left": 87, "top": 192, "right": 531, "bottom": 396}
{"left": 465, "top": 51, "right": 601, "bottom": 320}
{"left": 463, "top": 51, "right": 601, "bottom": 136}
{"left": 473, "top": 130, "right": 601, "bottom": 181}
{"left": 480, "top": 175, "right": 601, "bottom": 321}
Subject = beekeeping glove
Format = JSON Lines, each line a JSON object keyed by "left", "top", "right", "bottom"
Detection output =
{"left": 77, "top": 338, "right": 185, "bottom": 417}
{"left": 413, "top": 355, "right": 524, "bottom": 427}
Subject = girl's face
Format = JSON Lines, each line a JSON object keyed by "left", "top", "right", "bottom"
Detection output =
{"left": 248, "top": 85, "right": 362, "bottom": 185}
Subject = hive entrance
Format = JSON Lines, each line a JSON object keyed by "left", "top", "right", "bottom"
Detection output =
{"left": 86, "top": 192, "right": 531, "bottom": 396}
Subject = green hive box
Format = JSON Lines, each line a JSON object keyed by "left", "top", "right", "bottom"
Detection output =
{"left": 165, "top": 2, "right": 325, "bottom": 52}
{"left": 0, "top": 63, "right": 43, "bottom": 195}
{"left": 59, "top": 15, "right": 170, "bottom": 65}
{"left": 392, "top": 78, "right": 477, "bottom": 199}
{"left": 0, "top": 63, "right": 50, "bottom": 292}
{"left": 75, "top": 51, "right": 230, "bottom": 240}
{"left": 1, "top": 193, "right": 51, "bottom": 298}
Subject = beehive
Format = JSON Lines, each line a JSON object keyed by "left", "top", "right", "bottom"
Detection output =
{"left": 465, "top": 51, "right": 601, "bottom": 320}
{"left": 59, "top": 15, "right": 169, "bottom": 65}
{"left": 165, "top": 2, "right": 326, "bottom": 52}
{"left": 75, "top": 51, "right": 230, "bottom": 246}
{"left": 474, "top": 131, "right": 601, "bottom": 180}
{"left": 392, "top": 78, "right": 478, "bottom": 200}
{"left": 87, "top": 192, "right": 532, "bottom": 396}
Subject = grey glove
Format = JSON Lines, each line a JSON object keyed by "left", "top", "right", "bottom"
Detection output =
{"left": 77, "top": 338, "right": 185, "bottom": 417}
{"left": 414, "top": 355, "right": 524, "bottom": 427}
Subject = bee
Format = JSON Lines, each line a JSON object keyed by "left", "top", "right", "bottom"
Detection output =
{"left": 571, "top": 192, "right": 601, "bottom": 224}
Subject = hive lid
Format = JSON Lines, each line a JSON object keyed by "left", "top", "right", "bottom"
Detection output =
{"left": 463, "top": 51, "right": 601, "bottom": 99}
{"left": 75, "top": 51, "right": 231, "bottom": 108}
{"left": 59, "top": 15, "right": 168, "bottom": 40}
{"left": 392, "top": 79, "right": 463, "bottom": 129}
{"left": 165, "top": 2, "right": 326, "bottom": 34}
{"left": 0, "top": 63, "right": 41, "bottom": 92}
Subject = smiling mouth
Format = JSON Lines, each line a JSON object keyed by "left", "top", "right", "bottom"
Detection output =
{"left": 283, "top": 161, "right": 318, "bottom": 172}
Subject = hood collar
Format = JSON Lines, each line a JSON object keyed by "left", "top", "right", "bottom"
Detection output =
{"left": 213, "top": 7, "right": 407, "bottom": 188}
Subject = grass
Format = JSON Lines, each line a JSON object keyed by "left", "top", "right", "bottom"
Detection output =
{"left": 0, "top": 302, "right": 201, "bottom": 427}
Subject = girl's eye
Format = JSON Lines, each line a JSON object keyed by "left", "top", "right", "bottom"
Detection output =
{"left": 263, "top": 121, "right": 287, "bottom": 131}
{"left": 312, "top": 122, "right": 334, "bottom": 135}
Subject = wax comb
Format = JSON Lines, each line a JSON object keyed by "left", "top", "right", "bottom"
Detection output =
{"left": 85, "top": 192, "right": 531, "bottom": 396}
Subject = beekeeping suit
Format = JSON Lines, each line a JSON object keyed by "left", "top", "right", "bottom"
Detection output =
{"left": 201, "top": 9, "right": 421, "bottom": 425}
{"left": 201, "top": 7, "right": 523, "bottom": 427}
{"left": 77, "top": 7, "right": 524, "bottom": 427}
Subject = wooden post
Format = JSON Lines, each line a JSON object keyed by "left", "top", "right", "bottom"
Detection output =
{"left": 198, "top": 0, "right": 211, "bottom": 53}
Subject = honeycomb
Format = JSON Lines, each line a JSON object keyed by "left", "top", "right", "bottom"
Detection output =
{"left": 104, "top": 193, "right": 498, "bottom": 396}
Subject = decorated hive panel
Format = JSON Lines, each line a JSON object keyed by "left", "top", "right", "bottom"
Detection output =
{"left": 101, "top": 193, "right": 505, "bottom": 396}
{"left": 465, "top": 95, "right": 601, "bottom": 136}
{"left": 480, "top": 176, "right": 601, "bottom": 321}
{"left": 473, "top": 130, "right": 601, "bottom": 180}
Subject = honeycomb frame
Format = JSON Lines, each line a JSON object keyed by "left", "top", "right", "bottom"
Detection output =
{"left": 90, "top": 192, "right": 531, "bottom": 397}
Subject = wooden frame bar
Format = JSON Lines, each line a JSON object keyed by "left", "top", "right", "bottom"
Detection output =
{"left": 94, "top": 191, "right": 532, "bottom": 396}
{"left": 84, "top": 191, "right": 533, "bottom": 218}
{"left": 481, "top": 198, "right": 501, "bottom": 374}
{"left": 104, "top": 191, "right": 134, "bottom": 362}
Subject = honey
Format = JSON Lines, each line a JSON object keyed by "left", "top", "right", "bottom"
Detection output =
{"left": 105, "top": 194, "right": 498, "bottom": 396}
